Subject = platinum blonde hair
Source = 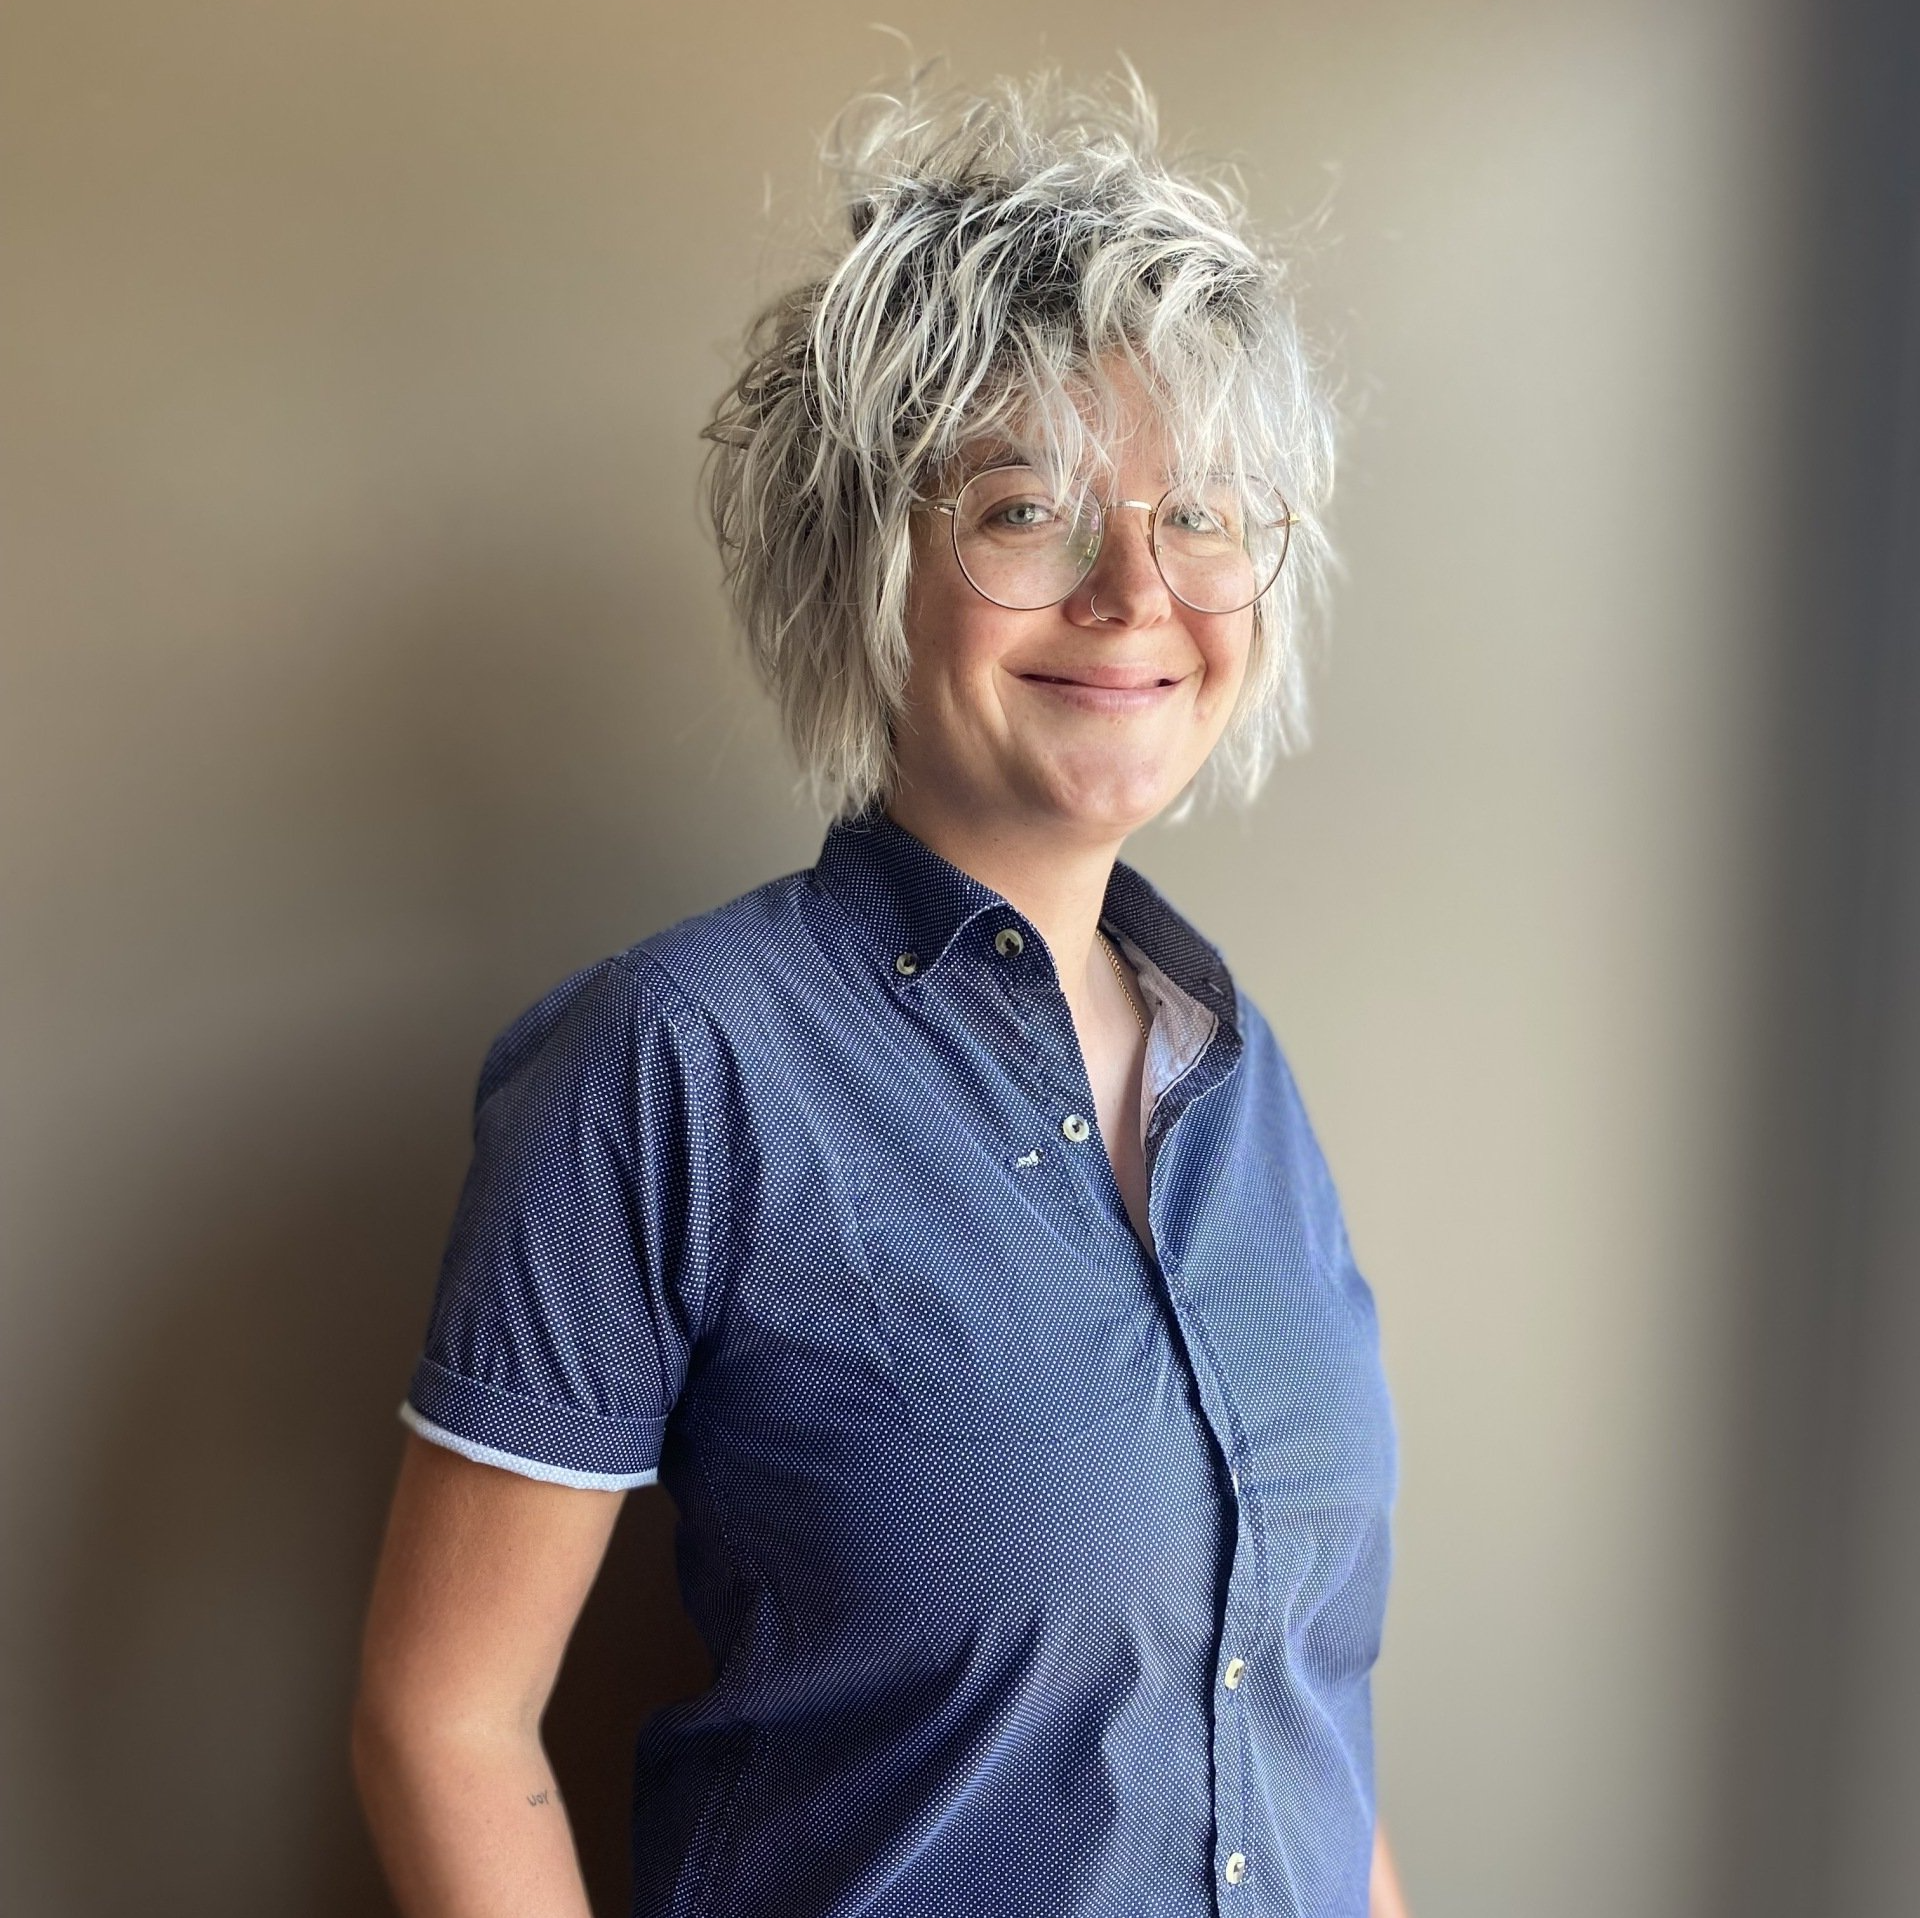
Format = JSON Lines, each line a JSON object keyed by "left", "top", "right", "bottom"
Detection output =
{"left": 700, "top": 62, "right": 1340, "bottom": 824}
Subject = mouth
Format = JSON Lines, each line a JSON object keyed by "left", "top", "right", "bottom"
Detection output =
{"left": 1014, "top": 667, "right": 1189, "bottom": 713}
{"left": 1017, "top": 669, "right": 1184, "bottom": 690}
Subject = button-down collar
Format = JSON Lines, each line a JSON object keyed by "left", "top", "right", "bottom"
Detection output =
{"left": 812, "top": 801, "right": 1241, "bottom": 1031}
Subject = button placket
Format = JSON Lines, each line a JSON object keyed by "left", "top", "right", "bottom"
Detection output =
{"left": 986, "top": 922, "right": 1098, "bottom": 1160}
{"left": 968, "top": 944, "right": 1119, "bottom": 1251}
{"left": 1184, "top": 1323, "right": 1258, "bottom": 1917}
{"left": 1078, "top": 1045, "right": 1266, "bottom": 1917}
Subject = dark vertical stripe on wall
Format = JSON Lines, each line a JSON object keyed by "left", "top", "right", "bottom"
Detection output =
{"left": 1707, "top": 2, "right": 1920, "bottom": 1915}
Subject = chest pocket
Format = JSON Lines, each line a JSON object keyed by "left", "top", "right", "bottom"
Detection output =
{"left": 845, "top": 1134, "right": 1164, "bottom": 1442}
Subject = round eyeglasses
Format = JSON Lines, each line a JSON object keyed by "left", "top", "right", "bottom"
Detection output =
{"left": 918, "top": 463, "right": 1297, "bottom": 615}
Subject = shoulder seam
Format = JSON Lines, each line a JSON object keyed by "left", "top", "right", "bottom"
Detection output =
{"left": 605, "top": 946, "right": 702, "bottom": 1026}
{"left": 604, "top": 947, "right": 734, "bottom": 1351}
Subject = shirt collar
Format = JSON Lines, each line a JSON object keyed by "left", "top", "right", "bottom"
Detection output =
{"left": 810, "top": 803, "right": 1241, "bottom": 1035}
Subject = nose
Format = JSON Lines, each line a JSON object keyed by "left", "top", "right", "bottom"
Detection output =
{"left": 1069, "top": 500, "right": 1172, "bottom": 629}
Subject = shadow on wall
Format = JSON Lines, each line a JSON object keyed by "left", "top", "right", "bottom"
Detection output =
{"left": 39, "top": 1055, "right": 711, "bottom": 1916}
{"left": 41, "top": 1067, "right": 721, "bottom": 1918}
{"left": 29, "top": 552, "right": 727, "bottom": 1916}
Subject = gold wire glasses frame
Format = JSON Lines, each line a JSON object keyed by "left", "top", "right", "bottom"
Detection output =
{"left": 915, "top": 461, "right": 1299, "bottom": 615}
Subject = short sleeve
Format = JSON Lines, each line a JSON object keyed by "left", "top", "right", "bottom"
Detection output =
{"left": 398, "top": 953, "right": 714, "bottom": 1489}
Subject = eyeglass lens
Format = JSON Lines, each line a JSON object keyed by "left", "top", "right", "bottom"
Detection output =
{"left": 950, "top": 466, "right": 1291, "bottom": 614}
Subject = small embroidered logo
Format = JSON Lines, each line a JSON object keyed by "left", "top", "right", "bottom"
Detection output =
{"left": 1014, "top": 1149, "right": 1042, "bottom": 1168}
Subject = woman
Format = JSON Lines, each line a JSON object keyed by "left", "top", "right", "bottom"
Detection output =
{"left": 352, "top": 67, "right": 1408, "bottom": 1918}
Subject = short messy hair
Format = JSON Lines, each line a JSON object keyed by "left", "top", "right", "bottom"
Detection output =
{"left": 700, "top": 62, "right": 1340, "bottom": 823}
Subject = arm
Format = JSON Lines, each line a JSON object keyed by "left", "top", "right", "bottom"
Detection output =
{"left": 1370, "top": 1816, "right": 1413, "bottom": 1918}
{"left": 350, "top": 1432, "right": 630, "bottom": 1918}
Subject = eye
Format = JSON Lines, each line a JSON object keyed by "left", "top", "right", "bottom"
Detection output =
{"left": 991, "top": 497, "right": 1059, "bottom": 530}
{"left": 1171, "top": 489, "right": 1240, "bottom": 532}
{"left": 1159, "top": 484, "right": 1247, "bottom": 548}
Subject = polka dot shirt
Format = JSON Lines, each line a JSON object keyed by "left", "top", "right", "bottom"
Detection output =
{"left": 400, "top": 802, "right": 1399, "bottom": 1917}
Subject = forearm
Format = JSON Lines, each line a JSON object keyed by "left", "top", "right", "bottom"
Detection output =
{"left": 351, "top": 1710, "right": 595, "bottom": 1918}
{"left": 1370, "top": 1816, "right": 1412, "bottom": 1918}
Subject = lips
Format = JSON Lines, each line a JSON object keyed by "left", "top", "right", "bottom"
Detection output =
{"left": 1019, "top": 667, "right": 1182, "bottom": 689}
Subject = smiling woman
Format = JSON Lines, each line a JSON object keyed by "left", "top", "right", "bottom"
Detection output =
{"left": 352, "top": 61, "right": 1407, "bottom": 1918}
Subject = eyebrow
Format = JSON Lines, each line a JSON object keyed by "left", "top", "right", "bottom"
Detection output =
{"left": 948, "top": 454, "right": 1221, "bottom": 500}
{"left": 948, "top": 440, "right": 1027, "bottom": 478}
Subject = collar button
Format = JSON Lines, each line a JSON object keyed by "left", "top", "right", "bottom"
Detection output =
{"left": 993, "top": 925, "right": 1025, "bottom": 958}
{"left": 894, "top": 952, "right": 919, "bottom": 976}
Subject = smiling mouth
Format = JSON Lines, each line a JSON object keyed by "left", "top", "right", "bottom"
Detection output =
{"left": 1020, "top": 673, "right": 1181, "bottom": 688}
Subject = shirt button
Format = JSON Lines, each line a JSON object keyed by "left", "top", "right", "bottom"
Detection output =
{"left": 1230, "top": 1467, "right": 1240, "bottom": 1495}
{"left": 1223, "top": 1657, "right": 1246, "bottom": 1690}
{"left": 894, "top": 952, "right": 919, "bottom": 976}
{"left": 993, "top": 925, "right": 1025, "bottom": 957}
{"left": 1224, "top": 1852, "right": 1247, "bottom": 1886}
{"left": 1060, "top": 1113, "right": 1091, "bottom": 1142}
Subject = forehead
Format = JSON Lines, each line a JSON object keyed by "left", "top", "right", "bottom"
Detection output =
{"left": 945, "top": 411, "right": 1188, "bottom": 487}
{"left": 937, "top": 349, "right": 1194, "bottom": 476}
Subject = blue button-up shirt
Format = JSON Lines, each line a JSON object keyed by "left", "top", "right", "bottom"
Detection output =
{"left": 400, "top": 805, "right": 1399, "bottom": 1918}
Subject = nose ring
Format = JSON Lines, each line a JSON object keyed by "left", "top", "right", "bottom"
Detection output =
{"left": 1090, "top": 591, "right": 1120, "bottom": 625}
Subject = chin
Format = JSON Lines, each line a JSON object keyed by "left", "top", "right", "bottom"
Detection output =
{"left": 1037, "top": 764, "right": 1188, "bottom": 835}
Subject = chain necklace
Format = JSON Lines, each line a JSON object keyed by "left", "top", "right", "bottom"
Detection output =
{"left": 1099, "top": 930, "right": 1150, "bottom": 1040}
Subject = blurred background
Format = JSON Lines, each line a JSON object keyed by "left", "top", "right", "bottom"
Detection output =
{"left": 3, "top": 1, "right": 1915, "bottom": 1913}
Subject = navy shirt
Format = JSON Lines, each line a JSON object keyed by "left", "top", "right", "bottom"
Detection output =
{"left": 400, "top": 805, "right": 1399, "bottom": 1918}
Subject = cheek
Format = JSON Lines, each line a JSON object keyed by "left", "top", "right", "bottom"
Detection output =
{"left": 902, "top": 605, "right": 975, "bottom": 704}
{"left": 901, "top": 562, "right": 959, "bottom": 701}
{"left": 1198, "top": 615, "right": 1255, "bottom": 700}
{"left": 903, "top": 592, "right": 1021, "bottom": 702}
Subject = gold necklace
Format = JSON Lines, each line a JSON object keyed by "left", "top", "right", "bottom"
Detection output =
{"left": 1099, "top": 930, "right": 1150, "bottom": 1040}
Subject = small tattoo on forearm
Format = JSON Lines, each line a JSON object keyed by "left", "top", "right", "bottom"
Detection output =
{"left": 526, "top": 1789, "right": 551, "bottom": 1807}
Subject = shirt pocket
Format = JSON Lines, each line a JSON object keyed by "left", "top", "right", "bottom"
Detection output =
{"left": 845, "top": 1139, "right": 1164, "bottom": 1442}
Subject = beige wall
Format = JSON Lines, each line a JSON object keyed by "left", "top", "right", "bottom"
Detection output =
{"left": 1, "top": 3, "right": 1800, "bottom": 1912}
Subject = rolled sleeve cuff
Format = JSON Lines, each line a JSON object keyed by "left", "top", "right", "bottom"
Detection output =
{"left": 399, "top": 1357, "right": 664, "bottom": 1489}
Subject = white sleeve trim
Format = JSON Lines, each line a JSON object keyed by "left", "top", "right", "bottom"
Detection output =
{"left": 396, "top": 1400, "right": 660, "bottom": 1490}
